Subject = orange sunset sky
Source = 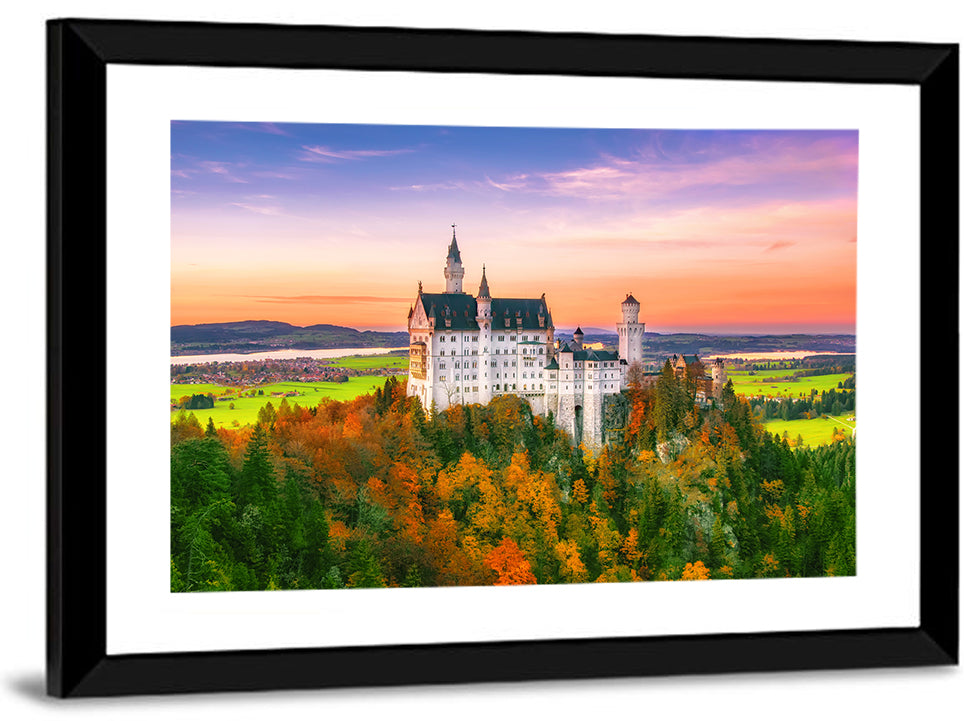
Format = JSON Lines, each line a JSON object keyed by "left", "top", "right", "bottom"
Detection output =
{"left": 171, "top": 123, "right": 857, "bottom": 334}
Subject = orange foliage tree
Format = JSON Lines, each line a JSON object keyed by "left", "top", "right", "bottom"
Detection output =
{"left": 484, "top": 537, "right": 537, "bottom": 585}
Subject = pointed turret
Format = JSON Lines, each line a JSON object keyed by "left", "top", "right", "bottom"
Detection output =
{"left": 443, "top": 224, "right": 465, "bottom": 293}
{"left": 573, "top": 326, "right": 584, "bottom": 351}
{"left": 476, "top": 263, "right": 492, "bottom": 324}
{"left": 447, "top": 225, "right": 462, "bottom": 262}
{"left": 478, "top": 264, "right": 491, "bottom": 300}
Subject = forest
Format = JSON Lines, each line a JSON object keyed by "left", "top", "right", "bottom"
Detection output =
{"left": 170, "top": 363, "right": 856, "bottom": 592}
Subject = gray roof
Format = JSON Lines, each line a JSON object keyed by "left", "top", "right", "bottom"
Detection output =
{"left": 446, "top": 231, "right": 462, "bottom": 262}
{"left": 492, "top": 298, "right": 552, "bottom": 331}
{"left": 477, "top": 265, "right": 491, "bottom": 299}
{"left": 417, "top": 293, "right": 553, "bottom": 331}
{"left": 574, "top": 348, "right": 619, "bottom": 362}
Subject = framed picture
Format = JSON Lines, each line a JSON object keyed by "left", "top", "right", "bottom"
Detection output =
{"left": 47, "top": 19, "right": 958, "bottom": 697}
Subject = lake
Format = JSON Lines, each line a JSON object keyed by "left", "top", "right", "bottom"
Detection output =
{"left": 171, "top": 347, "right": 409, "bottom": 365}
{"left": 705, "top": 351, "right": 854, "bottom": 361}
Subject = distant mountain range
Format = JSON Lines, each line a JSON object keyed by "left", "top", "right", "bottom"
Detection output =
{"left": 171, "top": 320, "right": 856, "bottom": 358}
{"left": 171, "top": 320, "right": 410, "bottom": 355}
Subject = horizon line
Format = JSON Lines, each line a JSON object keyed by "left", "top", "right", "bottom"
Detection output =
{"left": 170, "top": 318, "right": 856, "bottom": 337}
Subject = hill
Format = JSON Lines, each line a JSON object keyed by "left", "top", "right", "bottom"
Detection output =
{"left": 171, "top": 320, "right": 409, "bottom": 355}
{"left": 172, "top": 320, "right": 855, "bottom": 359}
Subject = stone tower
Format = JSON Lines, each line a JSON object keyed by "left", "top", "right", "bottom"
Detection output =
{"left": 617, "top": 293, "right": 645, "bottom": 383}
{"left": 476, "top": 265, "right": 493, "bottom": 405}
{"left": 572, "top": 326, "right": 584, "bottom": 351}
{"left": 443, "top": 225, "right": 465, "bottom": 293}
{"left": 711, "top": 358, "right": 728, "bottom": 398}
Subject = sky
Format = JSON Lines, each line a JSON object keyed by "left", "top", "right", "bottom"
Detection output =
{"left": 171, "top": 123, "right": 858, "bottom": 334}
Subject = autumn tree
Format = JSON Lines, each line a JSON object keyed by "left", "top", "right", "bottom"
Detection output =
{"left": 484, "top": 537, "right": 537, "bottom": 585}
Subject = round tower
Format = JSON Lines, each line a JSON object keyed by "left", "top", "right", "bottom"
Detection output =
{"left": 621, "top": 293, "right": 640, "bottom": 323}
{"left": 573, "top": 326, "right": 584, "bottom": 351}
{"left": 617, "top": 293, "right": 644, "bottom": 384}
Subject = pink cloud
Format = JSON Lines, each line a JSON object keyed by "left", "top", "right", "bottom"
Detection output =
{"left": 481, "top": 136, "right": 857, "bottom": 202}
{"left": 198, "top": 161, "right": 248, "bottom": 183}
{"left": 228, "top": 202, "right": 284, "bottom": 216}
{"left": 298, "top": 145, "right": 415, "bottom": 162}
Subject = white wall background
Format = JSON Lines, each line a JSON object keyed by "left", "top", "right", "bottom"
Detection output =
{"left": 2, "top": 1, "right": 961, "bottom": 718}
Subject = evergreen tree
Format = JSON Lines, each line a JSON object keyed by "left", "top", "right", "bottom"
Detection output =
{"left": 238, "top": 424, "right": 275, "bottom": 506}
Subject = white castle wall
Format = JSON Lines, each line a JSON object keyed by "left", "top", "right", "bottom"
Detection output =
{"left": 408, "top": 242, "right": 645, "bottom": 452}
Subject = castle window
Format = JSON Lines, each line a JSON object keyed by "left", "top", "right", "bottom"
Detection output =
{"left": 510, "top": 335, "right": 516, "bottom": 341}
{"left": 455, "top": 361, "right": 460, "bottom": 368}
{"left": 522, "top": 335, "right": 528, "bottom": 341}
{"left": 498, "top": 335, "right": 505, "bottom": 341}
{"left": 539, "top": 348, "right": 544, "bottom": 354}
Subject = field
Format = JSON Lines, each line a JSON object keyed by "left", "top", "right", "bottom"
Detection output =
{"left": 172, "top": 353, "right": 412, "bottom": 428}
{"left": 727, "top": 370, "right": 853, "bottom": 398}
{"left": 173, "top": 375, "right": 406, "bottom": 429}
{"left": 762, "top": 416, "right": 856, "bottom": 447}
{"left": 320, "top": 354, "right": 409, "bottom": 370}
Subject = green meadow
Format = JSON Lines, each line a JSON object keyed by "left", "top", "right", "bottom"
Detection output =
{"left": 172, "top": 353, "right": 411, "bottom": 429}
{"left": 763, "top": 416, "right": 856, "bottom": 447}
{"left": 727, "top": 370, "right": 853, "bottom": 398}
{"left": 321, "top": 353, "right": 409, "bottom": 370}
{"left": 172, "top": 377, "right": 406, "bottom": 429}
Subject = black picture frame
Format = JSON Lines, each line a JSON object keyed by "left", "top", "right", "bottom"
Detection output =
{"left": 47, "top": 18, "right": 959, "bottom": 698}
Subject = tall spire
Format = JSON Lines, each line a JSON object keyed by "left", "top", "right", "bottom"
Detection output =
{"left": 443, "top": 224, "right": 465, "bottom": 293}
{"left": 447, "top": 223, "right": 461, "bottom": 262}
{"left": 478, "top": 264, "right": 491, "bottom": 300}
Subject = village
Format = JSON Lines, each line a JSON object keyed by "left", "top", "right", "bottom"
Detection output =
{"left": 171, "top": 355, "right": 408, "bottom": 389}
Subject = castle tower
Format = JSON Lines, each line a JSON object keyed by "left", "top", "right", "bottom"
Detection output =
{"left": 554, "top": 342, "right": 578, "bottom": 443}
{"left": 476, "top": 265, "right": 493, "bottom": 405}
{"left": 443, "top": 225, "right": 465, "bottom": 293}
{"left": 711, "top": 358, "right": 727, "bottom": 399}
{"left": 572, "top": 327, "right": 584, "bottom": 351}
{"left": 617, "top": 293, "right": 644, "bottom": 386}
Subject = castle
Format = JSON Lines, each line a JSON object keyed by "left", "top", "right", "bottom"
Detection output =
{"left": 406, "top": 228, "right": 646, "bottom": 449}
